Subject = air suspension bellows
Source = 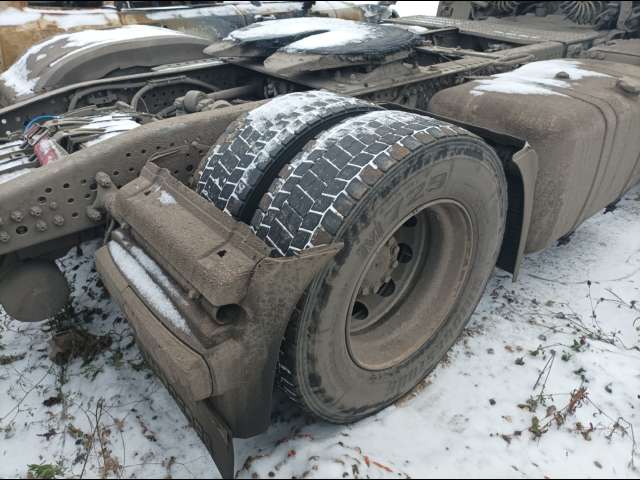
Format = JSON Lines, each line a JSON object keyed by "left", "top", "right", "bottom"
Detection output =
{"left": 560, "top": 1, "right": 608, "bottom": 25}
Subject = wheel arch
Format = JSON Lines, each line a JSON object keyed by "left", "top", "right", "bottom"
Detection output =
{"left": 381, "top": 103, "right": 539, "bottom": 280}
{"left": 446, "top": 120, "right": 538, "bottom": 280}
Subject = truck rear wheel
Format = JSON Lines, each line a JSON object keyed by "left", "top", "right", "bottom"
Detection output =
{"left": 196, "top": 91, "right": 377, "bottom": 223}
{"left": 252, "top": 110, "right": 507, "bottom": 423}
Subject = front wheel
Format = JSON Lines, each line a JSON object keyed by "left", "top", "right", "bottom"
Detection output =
{"left": 253, "top": 110, "right": 508, "bottom": 423}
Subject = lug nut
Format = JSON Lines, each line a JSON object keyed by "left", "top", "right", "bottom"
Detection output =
{"left": 0, "top": 231, "right": 9, "bottom": 243}
{"left": 36, "top": 220, "right": 48, "bottom": 232}
{"left": 52, "top": 215, "right": 65, "bottom": 227}
{"left": 29, "top": 206, "right": 43, "bottom": 217}
{"left": 10, "top": 210, "right": 24, "bottom": 223}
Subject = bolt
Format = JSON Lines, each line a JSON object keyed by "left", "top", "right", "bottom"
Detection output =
{"left": 188, "top": 290, "right": 200, "bottom": 301}
{"left": 96, "top": 172, "right": 112, "bottom": 188}
{"left": 86, "top": 207, "right": 102, "bottom": 222}
{"left": 36, "top": 220, "right": 48, "bottom": 232}
{"left": 29, "top": 206, "right": 43, "bottom": 217}
{"left": 49, "top": 201, "right": 59, "bottom": 210}
{"left": 0, "top": 231, "right": 9, "bottom": 243}
{"left": 10, "top": 210, "right": 24, "bottom": 223}
{"left": 52, "top": 215, "right": 65, "bottom": 227}
{"left": 555, "top": 71, "right": 570, "bottom": 80}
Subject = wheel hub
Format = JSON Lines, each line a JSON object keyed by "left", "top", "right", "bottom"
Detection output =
{"left": 360, "top": 237, "right": 400, "bottom": 296}
{"left": 347, "top": 202, "right": 475, "bottom": 371}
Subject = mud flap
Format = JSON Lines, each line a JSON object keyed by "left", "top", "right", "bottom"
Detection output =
{"left": 140, "top": 347, "right": 235, "bottom": 479}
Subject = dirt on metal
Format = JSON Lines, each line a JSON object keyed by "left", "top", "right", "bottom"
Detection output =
{"left": 0, "top": 2, "right": 638, "bottom": 476}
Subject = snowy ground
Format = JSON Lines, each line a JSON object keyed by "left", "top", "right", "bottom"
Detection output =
{"left": 1, "top": 182, "right": 638, "bottom": 479}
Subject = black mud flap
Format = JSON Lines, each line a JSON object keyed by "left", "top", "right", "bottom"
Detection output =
{"left": 138, "top": 344, "right": 235, "bottom": 478}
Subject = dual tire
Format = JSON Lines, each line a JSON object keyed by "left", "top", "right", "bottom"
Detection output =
{"left": 196, "top": 92, "right": 507, "bottom": 422}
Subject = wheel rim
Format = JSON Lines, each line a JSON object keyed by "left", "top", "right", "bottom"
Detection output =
{"left": 346, "top": 199, "right": 475, "bottom": 371}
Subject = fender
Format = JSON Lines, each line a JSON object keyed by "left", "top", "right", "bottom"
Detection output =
{"left": 0, "top": 26, "right": 212, "bottom": 106}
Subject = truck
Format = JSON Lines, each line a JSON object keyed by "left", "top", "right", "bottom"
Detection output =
{"left": 0, "top": 1, "right": 393, "bottom": 104}
{"left": 0, "top": 1, "right": 638, "bottom": 476}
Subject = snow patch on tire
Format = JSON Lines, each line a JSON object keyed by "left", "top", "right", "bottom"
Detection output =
{"left": 196, "top": 90, "right": 376, "bottom": 220}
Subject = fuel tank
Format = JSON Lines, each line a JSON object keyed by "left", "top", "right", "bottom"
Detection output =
{"left": 428, "top": 59, "right": 640, "bottom": 253}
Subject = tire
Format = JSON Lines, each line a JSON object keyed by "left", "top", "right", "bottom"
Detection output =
{"left": 251, "top": 110, "right": 507, "bottom": 423}
{"left": 196, "top": 90, "right": 377, "bottom": 223}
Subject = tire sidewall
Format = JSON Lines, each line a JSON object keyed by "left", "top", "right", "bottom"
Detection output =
{"left": 295, "top": 138, "right": 507, "bottom": 423}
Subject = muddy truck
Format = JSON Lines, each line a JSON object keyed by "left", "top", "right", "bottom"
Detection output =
{"left": 0, "top": 1, "right": 639, "bottom": 477}
{"left": 0, "top": 1, "right": 393, "bottom": 104}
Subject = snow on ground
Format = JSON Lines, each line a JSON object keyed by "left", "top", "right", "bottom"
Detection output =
{"left": 0, "top": 183, "right": 638, "bottom": 479}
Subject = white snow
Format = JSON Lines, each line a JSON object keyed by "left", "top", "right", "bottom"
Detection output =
{"left": 0, "top": 184, "right": 639, "bottom": 478}
{"left": 207, "top": 91, "right": 364, "bottom": 214}
{"left": 225, "top": 16, "right": 414, "bottom": 53}
{"left": 228, "top": 17, "right": 375, "bottom": 43}
{"left": 108, "top": 241, "right": 189, "bottom": 334}
{"left": 158, "top": 190, "right": 177, "bottom": 206}
{"left": 47, "top": 25, "right": 188, "bottom": 68}
{"left": 0, "top": 25, "right": 188, "bottom": 96}
{"left": 249, "top": 90, "right": 360, "bottom": 128}
{"left": 471, "top": 59, "right": 612, "bottom": 97}
{"left": 285, "top": 27, "right": 383, "bottom": 51}
{"left": 390, "top": 1, "right": 439, "bottom": 17}
{"left": 0, "top": 6, "right": 118, "bottom": 28}
{"left": 264, "top": 109, "right": 437, "bottom": 252}
{"left": 382, "top": 23, "right": 430, "bottom": 34}
{"left": 79, "top": 114, "right": 142, "bottom": 147}
{"left": 0, "top": 49, "right": 37, "bottom": 96}
{"left": 126, "top": 243, "right": 186, "bottom": 309}
{"left": 0, "top": 7, "right": 41, "bottom": 26}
